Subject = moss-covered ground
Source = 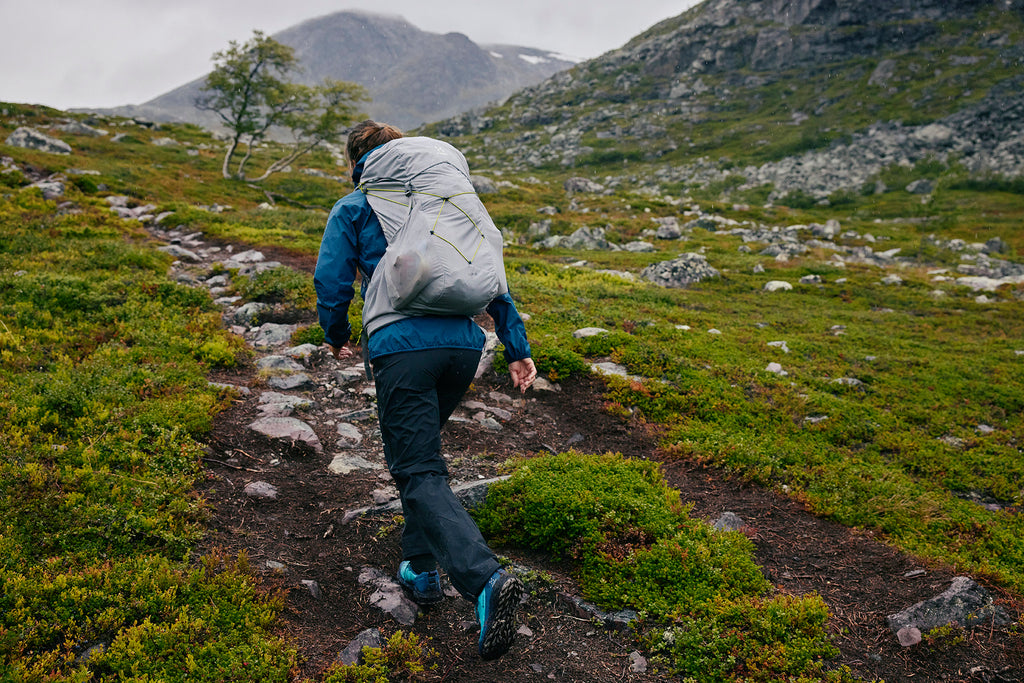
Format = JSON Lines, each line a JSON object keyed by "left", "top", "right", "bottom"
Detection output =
{"left": 1, "top": 102, "right": 1021, "bottom": 680}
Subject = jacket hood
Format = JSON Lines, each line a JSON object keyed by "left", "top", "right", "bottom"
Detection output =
{"left": 351, "top": 144, "right": 388, "bottom": 186}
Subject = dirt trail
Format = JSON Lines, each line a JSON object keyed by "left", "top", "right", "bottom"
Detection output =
{"left": 157, "top": 228, "right": 1022, "bottom": 682}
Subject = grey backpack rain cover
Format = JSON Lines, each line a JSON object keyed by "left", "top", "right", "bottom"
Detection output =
{"left": 358, "top": 136, "right": 508, "bottom": 317}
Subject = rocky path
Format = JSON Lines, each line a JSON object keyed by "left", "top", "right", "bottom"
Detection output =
{"left": 148, "top": 221, "right": 1022, "bottom": 682}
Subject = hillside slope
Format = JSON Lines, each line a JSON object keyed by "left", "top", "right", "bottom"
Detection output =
{"left": 430, "top": 0, "right": 1024, "bottom": 201}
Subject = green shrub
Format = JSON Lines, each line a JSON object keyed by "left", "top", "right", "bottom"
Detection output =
{"left": 532, "top": 345, "right": 590, "bottom": 381}
{"left": 0, "top": 189, "right": 292, "bottom": 680}
{"left": 577, "top": 330, "right": 633, "bottom": 356}
{"left": 71, "top": 174, "right": 101, "bottom": 194}
{"left": 475, "top": 452, "right": 843, "bottom": 680}
{"left": 234, "top": 266, "right": 316, "bottom": 307}
{"left": 947, "top": 174, "right": 1024, "bottom": 195}
{"left": 475, "top": 452, "right": 685, "bottom": 560}
{"left": 778, "top": 189, "right": 820, "bottom": 209}
{"left": 195, "top": 336, "right": 242, "bottom": 367}
{"left": 646, "top": 594, "right": 848, "bottom": 682}
{"left": 322, "top": 631, "right": 436, "bottom": 683}
{"left": 580, "top": 528, "right": 771, "bottom": 617}
{"left": 1, "top": 553, "right": 296, "bottom": 681}
{"left": 0, "top": 168, "right": 27, "bottom": 188}
{"left": 292, "top": 323, "right": 325, "bottom": 346}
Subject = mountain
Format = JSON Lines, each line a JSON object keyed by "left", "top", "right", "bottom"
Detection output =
{"left": 84, "top": 11, "right": 575, "bottom": 132}
{"left": 428, "top": 0, "right": 1024, "bottom": 201}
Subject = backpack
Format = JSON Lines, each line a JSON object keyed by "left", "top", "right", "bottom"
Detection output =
{"left": 358, "top": 136, "right": 508, "bottom": 317}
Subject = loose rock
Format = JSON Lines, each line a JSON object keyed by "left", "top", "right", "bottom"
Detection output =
{"left": 248, "top": 416, "right": 323, "bottom": 453}
{"left": 244, "top": 481, "right": 279, "bottom": 500}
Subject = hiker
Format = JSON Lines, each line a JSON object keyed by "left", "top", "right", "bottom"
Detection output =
{"left": 314, "top": 120, "right": 536, "bottom": 660}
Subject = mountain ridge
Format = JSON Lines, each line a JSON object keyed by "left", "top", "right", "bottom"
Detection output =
{"left": 427, "top": 0, "right": 1024, "bottom": 203}
{"left": 78, "top": 11, "right": 575, "bottom": 132}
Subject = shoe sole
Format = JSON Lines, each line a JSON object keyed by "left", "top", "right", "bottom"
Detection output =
{"left": 479, "top": 575, "right": 525, "bottom": 660}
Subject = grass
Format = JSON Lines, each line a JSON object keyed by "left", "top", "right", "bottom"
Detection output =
{"left": 475, "top": 452, "right": 852, "bottom": 680}
{"left": 0, "top": 179, "right": 296, "bottom": 680}
{"left": 1, "top": 73, "right": 1022, "bottom": 680}
{"left": 502, "top": 236, "right": 1024, "bottom": 592}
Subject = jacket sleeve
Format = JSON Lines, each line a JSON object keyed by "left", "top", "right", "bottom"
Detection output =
{"left": 314, "top": 201, "right": 361, "bottom": 347}
{"left": 486, "top": 292, "right": 532, "bottom": 363}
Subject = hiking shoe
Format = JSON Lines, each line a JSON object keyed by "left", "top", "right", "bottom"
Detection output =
{"left": 476, "top": 569, "right": 525, "bottom": 660}
{"left": 396, "top": 561, "right": 445, "bottom": 605}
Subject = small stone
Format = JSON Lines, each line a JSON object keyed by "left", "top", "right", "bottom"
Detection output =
{"left": 338, "top": 408, "right": 377, "bottom": 422}
{"left": 230, "top": 249, "right": 265, "bottom": 263}
{"left": 897, "top": 627, "right": 922, "bottom": 647}
{"left": 763, "top": 280, "right": 793, "bottom": 292}
{"left": 479, "top": 417, "right": 503, "bottom": 432}
{"left": 244, "top": 481, "right": 279, "bottom": 500}
{"left": 488, "top": 391, "right": 513, "bottom": 405}
{"left": 371, "top": 487, "right": 398, "bottom": 505}
{"left": 257, "top": 355, "right": 304, "bottom": 372}
{"left": 300, "top": 579, "right": 322, "bottom": 600}
{"left": 268, "top": 373, "right": 314, "bottom": 391}
{"left": 335, "top": 422, "right": 363, "bottom": 447}
{"left": 629, "top": 651, "right": 648, "bottom": 673}
{"left": 328, "top": 454, "right": 381, "bottom": 475}
{"left": 253, "top": 323, "right": 298, "bottom": 349}
{"left": 338, "top": 628, "right": 382, "bottom": 665}
{"left": 334, "top": 367, "right": 365, "bottom": 385}
{"left": 531, "top": 377, "right": 560, "bottom": 392}
{"left": 359, "top": 567, "right": 418, "bottom": 625}
{"left": 249, "top": 416, "right": 323, "bottom": 453}
{"left": 285, "top": 343, "right": 320, "bottom": 360}
{"left": 488, "top": 406, "right": 513, "bottom": 421}
{"left": 712, "top": 511, "right": 744, "bottom": 531}
{"left": 572, "top": 327, "right": 609, "bottom": 338}
{"left": 266, "top": 560, "right": 287, "bottom": 573}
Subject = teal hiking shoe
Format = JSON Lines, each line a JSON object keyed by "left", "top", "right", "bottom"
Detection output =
{"left": 396, "top": 561, "right": 444, "bottom": 605}
{"left": 476, "top": 569, "right": 525, "bottom": 660}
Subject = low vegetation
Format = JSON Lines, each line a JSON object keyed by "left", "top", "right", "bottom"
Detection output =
{"left": 476, "top": 452, "right": 852, "bottom": 680}
{"left": 0, "top": 187, "right": 297, "bottom": 679}
{"left": 1, "top": 95, "right": 1021, "bottom": 680}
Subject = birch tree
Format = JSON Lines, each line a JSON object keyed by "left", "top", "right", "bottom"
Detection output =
{"left": 196, "top": 31, "right": 368, "bottom": 181}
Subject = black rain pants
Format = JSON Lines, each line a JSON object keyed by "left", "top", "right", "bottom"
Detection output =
{"left": 371, "top": 347, "right": 500, "bottom": 600}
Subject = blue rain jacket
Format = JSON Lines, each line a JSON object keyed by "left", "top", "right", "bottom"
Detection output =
{"left": 314, "top": 151, "right": 531, "bottom": 363}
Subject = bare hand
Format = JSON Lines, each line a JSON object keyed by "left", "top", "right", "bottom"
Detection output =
{"left": 509, "top": 358, "right": 537, "bottom": 394}
{"left": 327, "top": 343, "right": 355, "bottom": 360}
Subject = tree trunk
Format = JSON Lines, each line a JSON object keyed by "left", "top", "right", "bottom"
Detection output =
{"left": 236, "top": 138, "right": 256, "bottom": 181}
{"left": 221, "top": 138, "right": 240, "bottom": 179}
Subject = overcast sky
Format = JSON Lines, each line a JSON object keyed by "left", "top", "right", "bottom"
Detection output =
{"left": 0, "top": 0, "right": 702, "bottom": 111}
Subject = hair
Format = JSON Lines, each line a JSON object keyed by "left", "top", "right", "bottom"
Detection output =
{"left": 346, "top": 120, "right": 403, "bottom": 168}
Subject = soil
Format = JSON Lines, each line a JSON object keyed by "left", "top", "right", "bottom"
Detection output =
{"left": 191, "top": 244, "right": 1023, "bottom": 683}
